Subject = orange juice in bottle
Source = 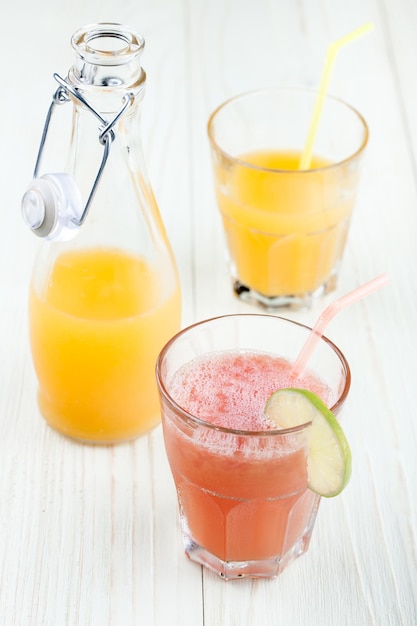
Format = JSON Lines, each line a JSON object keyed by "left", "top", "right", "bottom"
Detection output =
{"left": 22, "top": 23, "right": 181, "bottom": 442}
{"left": 29, "top": 247, "right": 180, "bottom": 442}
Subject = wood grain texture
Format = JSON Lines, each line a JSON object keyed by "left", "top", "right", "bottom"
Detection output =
{"left": 0, "top": 0, "right": 416, "bottom": 624}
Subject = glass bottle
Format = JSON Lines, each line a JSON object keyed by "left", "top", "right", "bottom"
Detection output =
{"left": 21, "top": 23, "right": 181, "bottom": 443}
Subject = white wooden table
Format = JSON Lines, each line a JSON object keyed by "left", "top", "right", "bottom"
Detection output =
{"left": 1, "top": 1, "right": 416, "bottom": 624}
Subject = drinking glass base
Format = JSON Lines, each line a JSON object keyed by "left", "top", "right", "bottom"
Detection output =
{"left": 233, "top": 275, "right": 338, "bottom": 310}
{"left": 183, "top": 533, "right": 313, "bottom": 580}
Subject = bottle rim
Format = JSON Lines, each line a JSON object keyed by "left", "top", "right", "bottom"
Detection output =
{"left": 71, "top": 22, "right": 145, "bottom": 66}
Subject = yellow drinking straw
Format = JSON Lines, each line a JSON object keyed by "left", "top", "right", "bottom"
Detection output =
{"left": 298, "top": 22, "right": 374, "bottom": 171}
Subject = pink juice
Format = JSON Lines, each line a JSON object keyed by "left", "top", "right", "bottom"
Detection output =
{"left": 162, "top": 350, "right": 332, "bottom": 570}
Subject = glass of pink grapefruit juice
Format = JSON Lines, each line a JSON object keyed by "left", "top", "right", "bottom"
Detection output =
{"left": 207, "top": 88, "right": 368, "bottom": 309}
{"left": 156, "top": 314, "right": 350, "bottom": 580}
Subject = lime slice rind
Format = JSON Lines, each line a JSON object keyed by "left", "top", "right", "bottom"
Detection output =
{"left": 265, "top": 388, "right": 352, "bottom": 498}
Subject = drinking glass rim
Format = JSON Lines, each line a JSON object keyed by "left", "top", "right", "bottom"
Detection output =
{"left": 155, "top": 313, "right": 351, "bottom": 437}
{"left": 207, "top": 86, "right": 369, "bottom": 174}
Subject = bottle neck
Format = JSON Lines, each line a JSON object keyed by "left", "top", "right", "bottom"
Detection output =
{"left": 67, "top": 23, "right": 147, "bottom": 112}
{"left": 21, "top": 23, "right": 150, "bottom": 243}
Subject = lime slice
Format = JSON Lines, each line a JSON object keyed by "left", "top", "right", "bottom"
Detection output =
{"left": 265, "top": 388, "right": 351, "bottom": 498}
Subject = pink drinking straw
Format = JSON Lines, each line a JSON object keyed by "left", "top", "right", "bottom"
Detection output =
{"left": 290, "top": 273, "right": 390, "bottom": 378}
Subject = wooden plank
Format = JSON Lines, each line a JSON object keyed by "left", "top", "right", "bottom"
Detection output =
{"left": 0, "top": 0, "right": 416, "bottom": 624}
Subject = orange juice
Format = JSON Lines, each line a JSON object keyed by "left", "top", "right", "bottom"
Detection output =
{"left": 29, "top": 247, "right": 181, "bottom": 442}
{"left": 215, "top": 149, "right": 356, "bottom": 297}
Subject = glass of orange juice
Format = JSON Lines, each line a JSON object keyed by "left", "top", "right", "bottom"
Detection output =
{"left": 156, "top": 314, "right": 350, "bottom": 580}
{"left": 207, "top": 88, "right": 368, "bottom": 309}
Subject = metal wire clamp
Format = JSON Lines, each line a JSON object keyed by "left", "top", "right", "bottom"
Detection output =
{"left": 22, "top": 73, "right": 134, "bottom": 240}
